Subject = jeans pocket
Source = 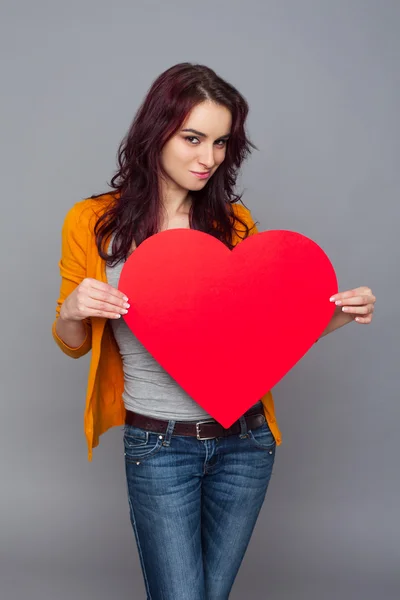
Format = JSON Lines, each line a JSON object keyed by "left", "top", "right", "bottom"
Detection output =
{"left": 248, "top": 420, "right": 277, "bottom": 451}
{"left": 123, "top": 425, "right": 164, "bottom": 463}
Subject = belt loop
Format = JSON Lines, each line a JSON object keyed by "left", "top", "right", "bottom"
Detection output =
{"left": 239, "top": 415, "right": 249, "bottom": 438}
{"left": 162, "top": 419, "right": 176, "bottom": 447}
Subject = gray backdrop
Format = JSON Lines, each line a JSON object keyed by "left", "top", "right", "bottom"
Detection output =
{"left": 1, "top": 1, "right": 399, "bottom": 599}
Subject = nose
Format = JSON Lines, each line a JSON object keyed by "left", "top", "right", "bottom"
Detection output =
{"left": 197, "top": 144, "right": 215, "bottom": 170}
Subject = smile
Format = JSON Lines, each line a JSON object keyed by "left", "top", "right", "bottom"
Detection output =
{"left": 190, "top": 171, "right": 211, "bottom": 180}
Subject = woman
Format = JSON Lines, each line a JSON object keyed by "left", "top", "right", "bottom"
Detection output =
{"left": 52, "top": 63, "right": 376, "bottom": 600}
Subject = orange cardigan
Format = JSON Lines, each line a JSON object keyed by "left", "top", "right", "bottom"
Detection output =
{"left": 52, "top": 194, "right": 282, "bottom": 461}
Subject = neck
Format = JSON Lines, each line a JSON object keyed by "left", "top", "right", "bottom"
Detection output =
{"left": 162, "top": 194, "right": 191, "bottom": 215}
{"left": 160, "top": 180, "right": 191, "bottom": 216}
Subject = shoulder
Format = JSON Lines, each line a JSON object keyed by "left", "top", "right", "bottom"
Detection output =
{"left": 231, "top": 201, "right": 259, "bottom": 236}
{"left": 62, "top": 192, "right": 117, "bottom": 236}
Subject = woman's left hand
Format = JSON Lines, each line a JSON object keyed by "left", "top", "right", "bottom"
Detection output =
{"left": 329, "top": 286, "right": 376, "bottom": 324}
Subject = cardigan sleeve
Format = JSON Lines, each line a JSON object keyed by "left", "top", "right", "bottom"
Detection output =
{"left": 52, "top": 203, "right": 92, "bottom": 358}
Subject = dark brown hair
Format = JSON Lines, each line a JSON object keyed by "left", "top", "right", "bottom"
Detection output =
{"left": 94, "top": 62, "right": 257, "bottom": 265}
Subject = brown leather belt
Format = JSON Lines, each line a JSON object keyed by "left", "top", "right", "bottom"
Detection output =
{"left": 125, "top": 402, "right": 266, "bottom": 440}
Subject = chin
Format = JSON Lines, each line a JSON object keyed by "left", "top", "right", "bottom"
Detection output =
{"left": 188, "top": 178, "right": 209, "bottom": 188}
{"left": 188, "top": 183, "right": 208, "bottom": 192}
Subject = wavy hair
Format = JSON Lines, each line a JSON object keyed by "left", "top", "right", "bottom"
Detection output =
{"left": 94, "top": 62, "right": 257, "bottom": 264}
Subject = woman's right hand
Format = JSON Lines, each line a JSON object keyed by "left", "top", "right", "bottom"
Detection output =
{"left": 60, "top": 278, "right": 130, "bottom": 321}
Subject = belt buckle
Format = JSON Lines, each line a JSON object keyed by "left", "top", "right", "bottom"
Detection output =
{"left": 196, "top": 419, "right": 217, "bottom": 440}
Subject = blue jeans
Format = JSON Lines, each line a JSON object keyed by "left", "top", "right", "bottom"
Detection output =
{"left": 123, "top": 402, "right": 276, "bottom": 600}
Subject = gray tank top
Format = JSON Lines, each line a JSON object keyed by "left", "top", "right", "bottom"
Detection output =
{"left": 106, "top": 237, "right": 215, "bottom": 421}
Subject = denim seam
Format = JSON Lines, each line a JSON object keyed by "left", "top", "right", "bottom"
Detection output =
{"left": 248, "top": 431, "right": 276, "bottom": 450}
{"left": 127, "top": 491, "right": 152, "bottom": 599}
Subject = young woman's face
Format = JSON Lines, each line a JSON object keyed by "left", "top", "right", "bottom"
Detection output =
{"left": 160, "top": 101, "right": 232, "bottom": 196}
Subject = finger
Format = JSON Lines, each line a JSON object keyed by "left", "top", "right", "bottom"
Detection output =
{"left": 357, "top": 286, "right": 372, "bottom": 295}
{"left": 351, "top": 286, "right": 372, "bottom": 295}
{"left": 355, "top": 315, "right": 373, "bottom": 324}
{"left": 330, "top": 287, "right": 373, "bottom": 303}
{"left": 330, "top": 289, "right": 358, "bottom": 302}
{"left": 341, "top": 304, "right": 374, "bottom": 315}
{"left": 87, "top": 288, "right": 130, "bottom": 310}
{"left": 98, "top": 310, "right": 126, "bottom": 319}
{"left": 85, "top": 278, "right": 129, "bottom": 301}
{"left": 94, "top": 310, "right": 126, "bottom": 319}
{"left": 74, "top": 297, "right": 125, "bottom": 320}
{"left": 335, "top": 295, "right": 374, "bottom": 306}
{"left": 86, "top": 298, "right": 129, "bottom": 316}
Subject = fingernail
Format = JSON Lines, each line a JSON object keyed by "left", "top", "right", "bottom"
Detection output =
{"left": 123, "top": 296, "right": 129, "bottom": 302}
{"left": 121, "top": 309, "right": 128, "bottom": 315}
{"left": 335, "top": 300, "right": 342, "bottom": 305}
{"left": 329, "top": 297, "right": 335, "bottom": 302}
{"left": 124, "top": 303, "right": 130, "bottom": 308}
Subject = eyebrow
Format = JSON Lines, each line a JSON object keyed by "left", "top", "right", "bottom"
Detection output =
{"left": 181, "top": 128, "right": 231, "bottom": 140}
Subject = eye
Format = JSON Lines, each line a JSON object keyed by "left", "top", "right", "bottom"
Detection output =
{"left": 185, "top": 136, "right": 200, "bottom": 145}
{"left": 215, "top": 139, "right": 227, "bottom": 147}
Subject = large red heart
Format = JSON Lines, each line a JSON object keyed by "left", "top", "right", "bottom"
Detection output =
{"left": 119, "top": 229, "right": 337, "bottom": 427}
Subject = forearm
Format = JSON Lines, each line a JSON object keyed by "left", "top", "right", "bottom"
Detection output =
{"left": 319, "top": 306, "right": 353, "bottom": 339}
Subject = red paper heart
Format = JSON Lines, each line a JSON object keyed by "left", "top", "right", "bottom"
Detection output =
{"left": 119, "top": 229, "right": 337, "bottom": 427}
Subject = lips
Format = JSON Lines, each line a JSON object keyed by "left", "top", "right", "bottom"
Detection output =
{"left": 190, "top": 171, "right": 211, "bottom": 179}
